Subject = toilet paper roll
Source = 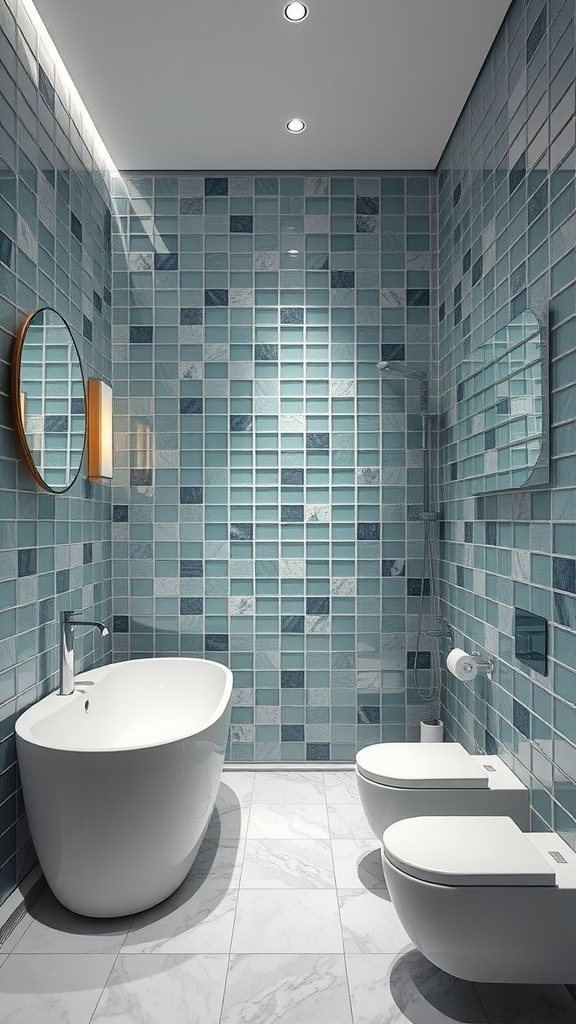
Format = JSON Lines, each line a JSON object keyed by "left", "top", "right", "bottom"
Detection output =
{"left": 446, "top": 647, "right": 478, "bottom": 681}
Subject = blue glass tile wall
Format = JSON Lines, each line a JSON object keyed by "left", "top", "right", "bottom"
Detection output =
{"left": 0, "top": 0, "right": 113, "bottom": 904}
{"left": 111, "top": 172, "right": 437, "bottom": 762}
{"left": 438, "top": 0, "right": 576, "bottom": 847}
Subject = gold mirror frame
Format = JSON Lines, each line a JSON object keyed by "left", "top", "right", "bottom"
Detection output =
{"left": 11, "top": 308, "right": 86, "bottom": 493}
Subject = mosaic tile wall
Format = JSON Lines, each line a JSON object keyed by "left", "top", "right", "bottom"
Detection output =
{"left": 438, "top": 0, "right": 576, "bottom": 847}
{"left": 0, "top": 0, "right": 113, "bottom": 904}
{"left": 111, "top": 171, "right": 437, "bottom": 762}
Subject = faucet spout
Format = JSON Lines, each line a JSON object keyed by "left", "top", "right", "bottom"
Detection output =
{"left": 59, "top": 611, "right": 109, "bottom": 696}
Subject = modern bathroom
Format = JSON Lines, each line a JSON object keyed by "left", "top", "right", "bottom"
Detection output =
{"left": 1, "top": 0, "right": 576, "bottom": 1019}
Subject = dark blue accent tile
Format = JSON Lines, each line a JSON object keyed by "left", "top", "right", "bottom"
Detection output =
{"left": 103, "top": 286, "right": 112, "bottom": 307}
{"left": 230, "top": 415, "right": 252, "bottom": 432}
{"left": 511, "top": 291, "right": 527, "bottom": 318}
{"left": 407, "top": 651, "right": 431, "bottom": 669}
{"left": 281, "top": 670, "right": 304, "bottom": 688}
{"left": 527, "top": 5, "right": 547, "bottom": 63}
{"left": 113, "top": 615, "right": 129, "bottom": 633}
{"left": 281, "top": 505, "right": 304, "bottom": 522}
{"left": 93, "top": 290, "right": 102, "bottom": 315}
{"left": 38, "top": 65, "right": 55, "bottom": 111}
{"left": 230, "top": 215, "right": 253, "bottom": 233}
{"left": 485, "top": 428, "right": 496, "bottom": 450}
{"left": 358, "top": 706, "right": 380, "bottom": 724}
{"left": 306, "top": 742, "right": 330, "bottom": 761}
{"left": 70, "top": 211, "right": 82, "bottom": 243}
{"left": 281, "top": 468, "right": 303, "bottom": 485}
{"left": 180, "top": 198, "right": 203, "bottom": 214}
{"left": 83, "top": 315, "right": 92, "bottom": 341}
{"left": 180, "top": 398, "right": 203, "bottom": 414}
{"left": 83, "top": 542, "right": 92, "bottom": 564}
{"left": 282, "top": 725, "right": 304, "bottom": 742}
{"left": 406, "top": 288, "right": 429, "bottom": 306}
{"left": 281, "top": 615, "right": 304, "bottom": 633}
{"left": 450, "top": 462, "right": 458, "bottom": 480}
{"left": 113, "top": 505, "right": 129, "bottom": 522}
{"left": 454, "top": 303, "right": 462, "bottom": 326}
{"left": 407, "top": 578, "right": 430, "bottom": 596}
{"left": 485, "top": 730, "right": 498, "bottom": 755}
{"left": 453, "top": 181, "right": 461, "bottom": 206}
{"left": 130, "top": 469, "right": 152, "bottom": 486}
{"left": 17, "top": 549, "right": 36, "bottom": 577}
{"left": 230, "top": 523, "right": 253, "bottom": 540}
{"left": 439, "top": 300, "right": 445, "bottom": 323}
{"left": 306, "top": 433, "right": 329, "bottom": 450}
{"left": 44, "top": 415, "right": 68, "bottom": 433}
{"left": 513, "top": 699, "right": 531, "bottom": 738}
{"left": 180, "top": 559, "right": 203, "bottom": 577}
{"left": 357, "top": 523, "right": 380, "bottom": 540}
{"left": 331, "top": 270, "right": 355, "bottom": 288}
{"left": 486, "top": 522, "right": 497, "bottom": 545}
{"left": 205, "top": 634, "right": 229, "bottom": 651}
{"left": 180, "top": 307, "right": 203, "bottom": 325}
{"left": 306, "top": 597, "right": 329, "bottom": 615}
{"left": 280, "top": 307, "right": 304, "bottom": 325}
{"left": 155, "top": 252, "right": 178, "bottom": 271}
{"left": 553, "top": 557, "right": 576, "bottom": 594}
{"left": 382, "top": 559, "right": 405, "bottom": 577}
{"left": 464, "top": 522, "right": 473, "bottom": 543}
{"left": 0, "top": 230, "right": 13, "bottom": 268}
{"left": 453, "top": 281, "right": 461, "bottom": 305}
{"left": 180, "top": 486, "right": 203, "bottom": 504}
{"left": 180, "top": 598, "right": 203, "bottom": 615}
{"left": 463, "top": 248, "right": 471, "bottom": 274}
{"left": 456, "top": 565, "right": 464, "bottom": 588}
{"left": 70, "top": 399, "right": 83, "bottom": 417}
{"left": 356, "top": 196, "right": 379, "bottom": 214}
{"left": 529, "top": 181, "right": 547, "bottom": 223}
{"left": 255, "top": 344, "right": 278, "bottom": 361}
{"left": 205, "top": 289, "right": 228, "bottom": 306}
{"left": 130, "top": 326, "right": 153, "bottom": 344}
{"left": 205, "top": 177, "right": 228, "bottom": 195}
{"left": 509, "top": 152, "right": 526, "bottom": 195}
{"left": 497, "top": 399, "right": 510, "bottom": 415}
{"left": 56, "top": 568, "right": 69, "bottom": 593}
{"left": 472, "top": 255, "right": 483, "bottom": 286}
{"left": 381, "top": 344, "right": 405, "bottom": 362}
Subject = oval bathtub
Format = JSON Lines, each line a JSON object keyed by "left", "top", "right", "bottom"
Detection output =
{"left": 15, "top": 657, "right": 232, "bottom": 917}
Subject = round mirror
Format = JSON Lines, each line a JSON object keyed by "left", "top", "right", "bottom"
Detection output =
{"left": 11, "top": 308, "right": 86, "bottom": 493}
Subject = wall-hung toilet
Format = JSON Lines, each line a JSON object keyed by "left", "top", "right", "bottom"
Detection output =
{"left": 382, "top": 815, "right": 576, "bottom": 983}
{"left": 356, "top": 742, "right": 529, "bottom": 839}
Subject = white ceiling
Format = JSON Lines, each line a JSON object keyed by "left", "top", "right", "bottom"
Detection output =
{"left": 34, "top": 0, "right": 512, "bottom": 171}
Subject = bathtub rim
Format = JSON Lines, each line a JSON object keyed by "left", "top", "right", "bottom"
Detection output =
{"left": 15, "top": 656, "right": 233, "bottom": 755}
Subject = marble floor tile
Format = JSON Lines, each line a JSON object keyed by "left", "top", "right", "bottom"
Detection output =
{"left": 123, "top": 884, "right": 238, "bottom": 954}
{"left": 12, "top": 890, "right": 131, "bottom": 954}
{"left": 324, "top": 771, "right": 361, "bottom": 805}
{"left": 205, "top": 781, "right": 253, "bottom": 841}
{"left": 240, "top": 838, "right": 335, "bottom": 888}
{"left": 247, "top": 802, "right": 330, "bottom": 839}
{"left": 91, "top": 953, "right": 228, "bottom": 1024}
{"left": 0, "top": 953, "right": 116, "bottom": 1023}
{"left": 338, "top": 888, "right": 411, "bottom": 954}
{"left": 475, "top": 982, "right": 576, "bottom": 1022}
{"left": 251, "top": 771, "right": 326, "bottom": 804}
{"left": 346, "top": 949, "right": 489, "bottom": 1024}
{"left": 187, "top": 837, "right": 245, "bottom": 889}
{"left": 331, "top": 840, "right": 387, "bottom": 890}
{"left": 231, "top": 888, "right": 343, "bottom": 953}
{"left": 220, "top": 770, "right": 255, "bottom": 802}
{"left": 221, "top": 953, "right": 354, "bottom": 1024}
{"left": 328, "top": 804, "right": 374, "bottom": 839}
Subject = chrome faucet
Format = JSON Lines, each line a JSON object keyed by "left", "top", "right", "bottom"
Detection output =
{"left": 59, "top": 611, "right": 109, "bottom": 696}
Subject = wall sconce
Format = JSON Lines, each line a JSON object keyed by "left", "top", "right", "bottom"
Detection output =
{"left": 87, "top": 379, "right": 113, "bottom": 481}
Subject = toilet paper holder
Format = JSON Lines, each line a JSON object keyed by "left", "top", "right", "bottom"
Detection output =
{"left": 470, "top": 650, "right": 494, "bottom": 679}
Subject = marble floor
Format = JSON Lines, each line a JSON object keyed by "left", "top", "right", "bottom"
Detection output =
{"left": 1, "top": 769, "right": 576, "bottom": 1023}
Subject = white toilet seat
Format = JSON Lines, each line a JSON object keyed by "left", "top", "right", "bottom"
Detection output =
{"left": 356, "top": 741, "right": 489, "bottom": 788}
{"left": 383, "top": 815, "right": 555, "bottom": 886}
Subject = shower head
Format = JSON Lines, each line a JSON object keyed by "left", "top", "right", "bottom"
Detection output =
{"left": 376, "top": 360, "right": 427, "bottom": 382}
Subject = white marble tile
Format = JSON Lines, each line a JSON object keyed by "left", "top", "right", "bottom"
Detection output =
{"left": 475, "top": 982, "right": 576, "bottom": 1023}
{"left": 331, "top": 840, "right": 386, "bottom": 890}
{"left": 231, "top": 889, "right": 343, "bottom": 953}
{"left": 187, "top": 837, "right": 245, "bottom": 890}
{"left": 91, "top": 953, "right": 228, "bottom": 1024}
{"left": 346, "top": 949, "right": 489, "bottom": 1024}
{"left": 12, "top": 890, "right": 131, "bottom": 954}
{"left": 219, "top": 771, "right": 255, "bottom": 802}
{"left": 123, "top": 885, "right": 237, "bottom": 954}
{"left": 0, "top": 953, "right": 116, "bottom": 1023}
{"left": 328, "top": 804, "right": 374, "bottom": 839}
{"left": 205, "top": 776, "right": 254, "bottom": 841}
{"left": 221, "top": 953, "right": 353, "bottom": 1024}
{"left": 251, "top": 771, "right": 326, "bottom": 804}
{"left": 324, "top": 771, "right": 361, "bottom": 805}
{"left": 247, "top": 803, "right": 330, "bottom": 839}
{"left": 338, "top": 888, "right": 411, "bottom": 954}
{"left": 241, "top": 839, "right": 335, "bottom": 888}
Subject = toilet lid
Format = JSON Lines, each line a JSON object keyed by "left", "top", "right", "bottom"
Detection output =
{"left": 356, "top": 742, "right": 489, "bottom": 789}
{"left": 383, "top": 816, "right": 556, "bottom": 886}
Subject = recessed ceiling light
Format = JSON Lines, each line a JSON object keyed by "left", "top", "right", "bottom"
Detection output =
{"left": 284, "top": 2, "right": 308, "bottom": 22}
{"left": 286, "top": 118, "right": 306, "bottom": 133}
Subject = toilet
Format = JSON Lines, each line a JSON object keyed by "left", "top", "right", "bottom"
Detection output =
{"left": 382, "top": 815, "right": 576, "bottom": 983}
{"left": 356, "top": 742, "right": 529, "bottom": 839}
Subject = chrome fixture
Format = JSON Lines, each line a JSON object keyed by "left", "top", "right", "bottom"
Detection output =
{"left": 60, "top": 611, "right": 109, "bottom": 696}
{"left": 284, "top": 1, "right": 308, "bottom": 21}
{"left": 424, "top": 617, "right": 454, "bottom": 645}
{"left": 286, "top": 118, "right": 306, "bottom": 133}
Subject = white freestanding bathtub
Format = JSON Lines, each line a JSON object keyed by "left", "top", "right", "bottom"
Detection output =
{"left": 15, "top": 657, "right": 233, "bottom": 917}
